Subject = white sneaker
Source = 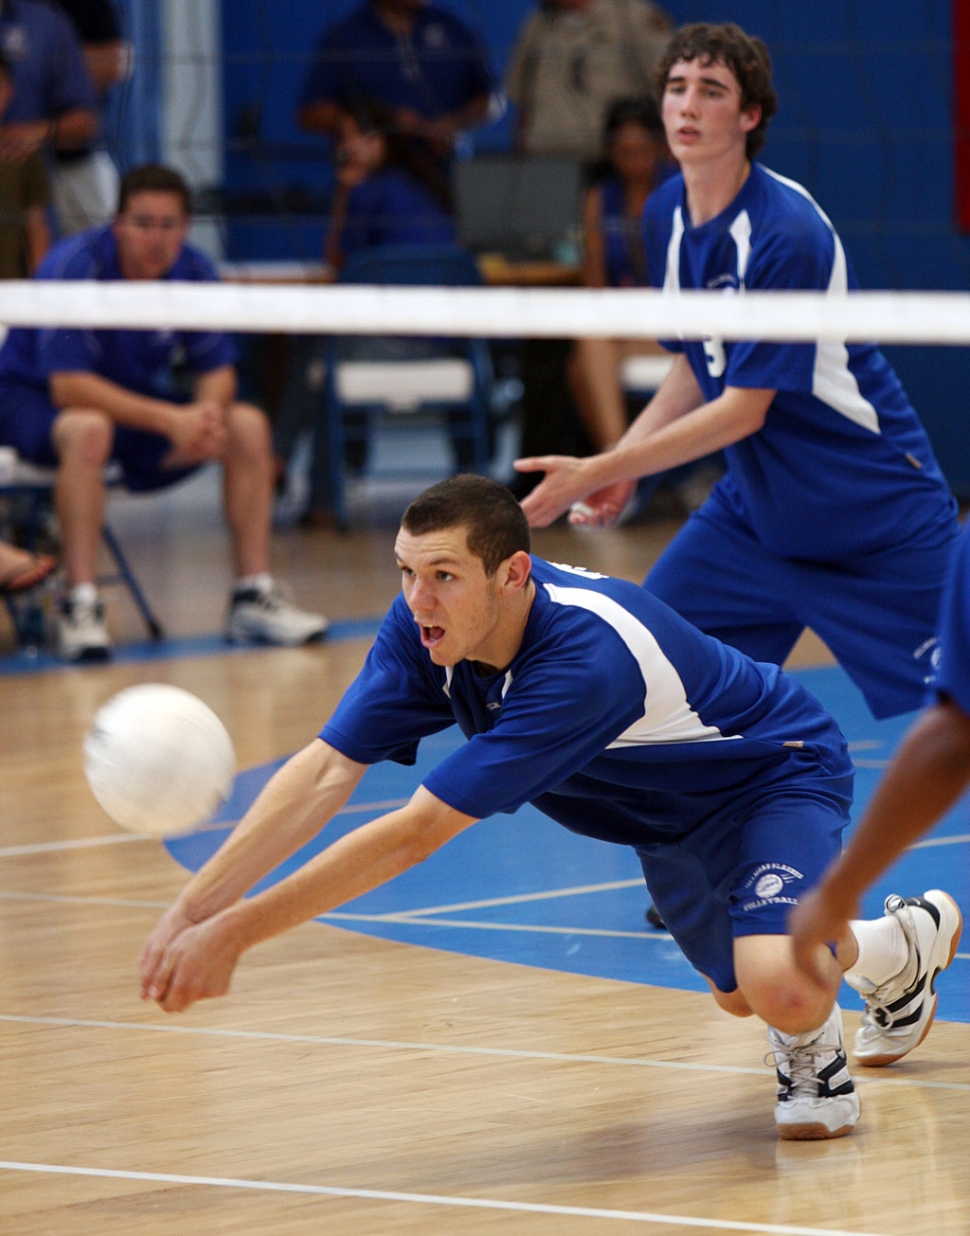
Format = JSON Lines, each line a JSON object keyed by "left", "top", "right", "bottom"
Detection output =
{"left": 853, "top": 890, "right": 962, "bottom": 1067}
{"left": 57, "top": 594, "right": 112, "bottom": 662}
{"left": 769, "top": 1005, "right": 860, "bottom": 1140}
{"left": 225, "top": 581, "right": 329, "bottom": 646}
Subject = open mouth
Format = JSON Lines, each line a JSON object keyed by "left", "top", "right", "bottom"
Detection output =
{"left": 420, "top": 624, "right": 445, "bottom": 648}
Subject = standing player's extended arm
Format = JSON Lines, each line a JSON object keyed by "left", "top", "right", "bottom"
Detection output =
{"left": 140, "top": 738, "right": 478, "bottom": 1012}
{"left": 789, "top": 698, "right": 970, "bottom": 986}
{"left": 518, "top": 357, "right": 775, "bottom": 528}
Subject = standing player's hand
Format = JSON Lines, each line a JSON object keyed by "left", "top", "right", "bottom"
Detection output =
{"left": 141, "top": 910, "right": 243, "bottom": 1013}
{"left": 567, "top": 479, "right": 637, "bottom": 528}
{"left": 788, "top": 885, "right": 858, "bottom": 989}
{"left": 514, "top": 454, "right": 596, "bottom": 527}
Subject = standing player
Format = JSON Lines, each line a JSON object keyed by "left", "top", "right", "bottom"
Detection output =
{"left": 140, "top": 475, "right": 960, "bottom": 1141}
{"left": 790, "top": 521, "right": 970, "bottom": 1041}
{"left": 514, "top": 22, "right": 960, "bottom": 727}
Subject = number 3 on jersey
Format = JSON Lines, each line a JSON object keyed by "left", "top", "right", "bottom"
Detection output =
{"left": 703, "top": 336, "right": 726, "bottom": 377}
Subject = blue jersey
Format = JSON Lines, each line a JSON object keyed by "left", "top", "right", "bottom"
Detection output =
{"left": 322, "top": 557, "right": 851, "bottom": 845}
{"left": 300, "top": 1, "right": 493, "bottom": 123}
{"left": 599, "top": 176, "right": 648, "bottom": 288}
{"left": 0, "top": 0, "right": 94, "bottom": 124}
{"left": 642, "top": 163, "right": 956, "bottom": 560}
{"left": 339, "top": 168, "right": 456, "bottom": 259}
{"left": 0, "top": 225, "right": 236, "bottom": 399}
{"left": 935, "top": 522, "right": 970, "bottom": 717}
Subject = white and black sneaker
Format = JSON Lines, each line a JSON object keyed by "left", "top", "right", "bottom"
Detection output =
{"left": 225, "top": 580, "right": 328, "bottom": 646}
{"left": 853, "top": 890, "right": 962, "bottom": 1067}
{"left": 769, "top": 1005, "right": 860, "bottom": 1141}
{"left": 57, "top": 592, "right": 112, "bottom": 662}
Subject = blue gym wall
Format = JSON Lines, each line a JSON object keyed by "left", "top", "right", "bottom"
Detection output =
{"left": 216, "top": 0, "right": 970, "bottom": 495}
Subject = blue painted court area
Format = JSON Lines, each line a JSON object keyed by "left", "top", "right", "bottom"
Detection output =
{"left": 167, "top": 664, "right": 970, "bottom": 1024}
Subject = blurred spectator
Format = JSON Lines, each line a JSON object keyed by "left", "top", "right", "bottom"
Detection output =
{"left": 298, "top": 0, "right": 494, "bottom": 163}
{"left": 506, "top": 0, "right": 671, "bottom": 162}
{"left": 568, "top": 96, "right": 669, "bottom": 449}
{"left": 326, "top": 101, "right": 456, "bottom": 267}
{"left": 0, "top": 163, "right": 329, "bottom": 661}
{"left": 50, "top": 0, "right": 129, "bottom": 235}
{"left": 0, "top": 0, "right": 97, "bottom": 173}
{"left": 0, "top": 49, "right": 49, "bottom": 276}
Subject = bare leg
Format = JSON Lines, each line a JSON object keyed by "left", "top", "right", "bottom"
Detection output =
{"left": 221, "top": 402, "right": 274, "bottom": 578}
{"left": 50, "top": 409, "right": 113, "bottom": 587}
{"left": 569, "top": 338, "right": 628, "bottom": 449}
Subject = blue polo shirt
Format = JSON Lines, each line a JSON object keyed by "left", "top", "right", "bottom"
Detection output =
{"left": 300, "top": 0, "right": 493, "bottom": 122}
{"left": 339, "top": 168, "right": 456, "bottom": 258}
{"left": 0, "top": 225, "right": 236, "bottom": 398}
{"left": 0, "top": 0, "right": 95, "bottom": 123}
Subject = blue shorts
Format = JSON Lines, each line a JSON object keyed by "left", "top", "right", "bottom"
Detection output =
{"left": 645, "top": 492, "right": 959, "bottom": 719}
{"left": 0, "top": 380, "right": 198, "bottom": 493}
{"left": 637, "top": 775, "right": 851, "bottom": 993}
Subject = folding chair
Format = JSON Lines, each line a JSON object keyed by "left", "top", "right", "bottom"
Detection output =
{"left": 0, "top": 451, "right": 164, "bottom": 647}
{"left": 313, "top": 243, "right": 495, "bottom": 528}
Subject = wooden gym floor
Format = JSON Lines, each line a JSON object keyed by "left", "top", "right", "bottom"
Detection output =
{"left": 1, "top": 466, "right": 967, "bottom": 1235}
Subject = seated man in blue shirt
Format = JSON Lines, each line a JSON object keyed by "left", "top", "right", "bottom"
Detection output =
{"left": 298, "top": 0, "right": 493, "bottom": 161}
{"left": 0, "top": 162, "right": 329, "bottom": 661}
{"left": 139, "top": 474, "right": 960, "bottom": 1142}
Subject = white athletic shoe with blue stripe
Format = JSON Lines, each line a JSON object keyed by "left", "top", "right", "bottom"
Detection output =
{"left": 853, "top": 889, "right": 962, "bottom": 1067}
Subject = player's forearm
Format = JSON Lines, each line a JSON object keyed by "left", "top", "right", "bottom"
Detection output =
{"left": 48, "top": 108, "right": 98, "bottom": 150}
{"left": 218, "top": 789, "right": 477, "bottom": 952}
{"left": 583, "top": 382, "right": 771, "bottom": 489}
{"left": 49, "top": 371, "right": 179, "bottom": 434}
{"left": 193, "top": 364, "right": 237, "bottom": 409}
{"left": 818, "top": 702, "right": 970, "bottom": 908}
{"left": 177, "top": 740, "right": 366, "bottom": 924}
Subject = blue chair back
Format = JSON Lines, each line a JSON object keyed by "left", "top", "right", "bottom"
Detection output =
{"left": 336, "top": 243, "right": 483, "bottom": 290}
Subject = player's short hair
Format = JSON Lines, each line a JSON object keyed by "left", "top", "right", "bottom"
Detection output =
{"left": 117, "top": 164, "right": 193, "bottom": 216}
{"left": 401, "top": 475, "right": 531, "bottom": 577}
{"left": 658, "top": 23, "right": 777, "bottom": 159}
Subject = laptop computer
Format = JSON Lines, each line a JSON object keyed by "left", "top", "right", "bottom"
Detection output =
{"left": 452, "top": 155, "right": 584, "bottom": 262}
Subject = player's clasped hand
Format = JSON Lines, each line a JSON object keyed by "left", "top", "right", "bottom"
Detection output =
{"left": 514, "top": 453, "right": 635, "bottom": 528}
{"left": 140, "top": 905, "right": 241, "bottom": 1012}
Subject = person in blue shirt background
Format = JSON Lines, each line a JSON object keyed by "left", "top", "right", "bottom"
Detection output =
{"left": 791, "top": 520, "right": 970, "bottom": 993}
{"left": 515, "top": 21, "right": 961, "bottom": 728}
{"left": 298, "top": 0, "right": 494, "bottom": 164}
{"left": 0, "top": 0, "right": 96, "bottom": 169}
{"left": 0, "top": 162, "right": 329, "bottom": 661}
{"left": 139, "top": 474, "right": 959, "bottom": 1143}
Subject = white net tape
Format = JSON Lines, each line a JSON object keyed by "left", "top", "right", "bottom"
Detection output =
{"left": 0, "top": 281, "right": 968, "bottom": 344}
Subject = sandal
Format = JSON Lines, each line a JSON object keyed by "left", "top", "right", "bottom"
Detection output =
{"left": 0, "top": 551, "right": 57, "bottom": 595}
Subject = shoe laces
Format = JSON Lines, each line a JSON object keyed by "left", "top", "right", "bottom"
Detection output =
{"left": 765, "top": 1033, "right": 842, "bottom": 1095}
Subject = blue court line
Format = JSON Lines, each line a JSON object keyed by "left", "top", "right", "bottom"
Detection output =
{"left": 166, "top": 665, "right": 970, "bottom": 1025}
{"left": 0, "top": 617, "right": 384, "bottom": 676}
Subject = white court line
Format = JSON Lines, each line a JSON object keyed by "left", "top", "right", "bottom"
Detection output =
{"left": 3, "top": 1012, "right": 969, "bottom": 1092}
{"left": 0, "top": 1161, "right": 891, "bottom": 1236}
{"left": 327, "top": 910, "right": 673, "bottom": 942}
{"left": 383, "top": 879, "right": 646, "bottom": 918}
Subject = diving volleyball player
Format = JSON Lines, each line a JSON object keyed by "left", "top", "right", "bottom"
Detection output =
{"left": 140, "top": 475, "right": 959, "bottom": 1142}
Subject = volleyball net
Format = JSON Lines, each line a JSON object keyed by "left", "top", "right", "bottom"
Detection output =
{"left": 1, "top": 281, "right": 970, "bottom": 343}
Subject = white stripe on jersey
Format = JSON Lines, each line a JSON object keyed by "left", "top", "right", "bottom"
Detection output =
{"left": 761, "top": 168, "right": 880, "bottom": 435}
{"left": 541, "top": 584, "right": 737, "bottom": 748}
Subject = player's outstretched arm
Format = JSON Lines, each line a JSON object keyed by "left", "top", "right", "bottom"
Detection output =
{"left": 142, "top": 784, "right": 478, "bottom": 1012}
{"left": 790, "top": 699, "right": 970, "bottom": 985}
{"left": 139, "top": 739, "right": 366, "bottom": 996}
{"left": 516, "top": 379, "right": 773, "bottom": 529}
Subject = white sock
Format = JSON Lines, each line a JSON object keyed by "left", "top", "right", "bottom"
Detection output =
{"left": 844, "top": 915, "right": 909, "bottom": 992}
{"left": 70, "top": 582, "right": 98, "bottom": 606}
{"left": 234, "top": 572, "right": 273, "bottom": 595}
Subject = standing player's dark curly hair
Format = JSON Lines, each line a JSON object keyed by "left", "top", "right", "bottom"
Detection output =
{"left": 401, "top": 475, "right": 530, "bottom": 577}
{"left": 657, "top": 23, "right": 777, "bottom": 160}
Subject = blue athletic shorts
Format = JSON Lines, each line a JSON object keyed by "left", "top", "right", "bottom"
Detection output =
{"left": 0, "top": 380, "right": 198, "bottom": 493}
{"left": 645, "top": 493, "right": 959, "bottom": 719}
{"left": 636, "top": 774, "right": 852, "bottom": 993}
